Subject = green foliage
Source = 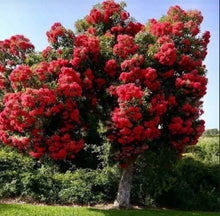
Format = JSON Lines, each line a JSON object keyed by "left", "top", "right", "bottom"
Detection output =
{"left": 185, "top": 136, "right": 219, "bottom": 165}
{"left": 71, "top": 120, "right": 112, "bottom": 170}
{"left": 131, "top": 137, "right": 219, "bottom": 211}
{"left": 20, "top": 165, "right": 59, "bottom": 203}
{"left": 156, "top": 157, "right": 219, "bottom": 211}
{"left": 131, "top": 146, "right": 179, "bottom": 206}
{"left": 55, "top": 166, "right": 119, "bottom": 205}
{"left": 134, "top": 32, "right": 155, "bottom": 57}
{"left": 0, "top": 146, "right": 35, "bottom": 198}
{"left": 75, "top": 18, "right": 89, "bottom": 34}
{"left": 0, "top": 144, "right": 119, "bottom": 205}
{"left": 55, "top": 170, "right": 97, "bottom": 205}
{"left": 99, "top": 35, "right": 115, "bottom": 57}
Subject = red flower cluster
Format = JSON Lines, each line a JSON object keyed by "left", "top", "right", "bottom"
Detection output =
{"left": 146, "top": 5, "right": 209, "bottom": 155}
{"left": 175, "top": 69, "right": 207, "bottom": 99}
{"left": 169, "top": 117, "right": 205, "bottom": 152}
{"left": 104, "top": 59, "right": 117, "bottom": 77}
{"left": 9, "top": 65, "right": 33, "bottom": 90}
{"left": 149, "top": 19, "right": 184, "bottom": 37}
{"left": 46, "top": 23, "right": 66, "bottom": 43}
{"left": 167, "top": 5, "right": 202, "bottom": 37}
{"left": 179, "top": 103, "right": 198, "bottom": 117}
{"left": 87, "top": 8, "right": 103, "bottom": 24}
{"left": 118, "top": 56, "right": 161, "bottom": 91}
{"left": 110, "top": 21, "right": 144, "bottom": 37}
{"left": 154, "top": 41, "right": 177, "bottom": 66}
{"left": 178, "top": 54, "right": 201, "bottom": 71}
{"left": 120, "top": 11, "right": 130, "bottom": 21}
{"left": 33, "top": 62, "right": 49, "bottom": 81}
{"left": 46, "top": 22, "right": 74, "bottom": 46}
{"left": 48, "top": 58, "right": 69, "bottom": 75}
{"left": 148, "top": 19, "right": 172, "bottom": 37}
{"left": 57, "top": 67, "right": 82, "bottom": 97}
{"left": 108, "top": 83, "right": 164, "bottom": 162}
{"left": 85, "top": 0, "right": 144, "bottom": 38}
{"left": 148, "top": 94, "right": 168, "bottom": 117}
{"left": 71, "top": 35, "right": 100, "bottom": 67}
{"left": 113, "top": 34, "right": 139, "bottom": 59}
{"left": 0, "top": 64, "right": 6, "bottom": 90}
{"left": 45, "top": 136, "right": 84, "bottom": 160}
{"left": 0, "top": 1, "right": 209, "bottom": 165}
{"left": 169, "top": 117, "right": 193, "bottom": 135}
{"left": 160, "top": 69, "right": 174, "bottom": 79}
{"left": 0, "top": 84, "right": 84, "bottom": 159}
{"left": 0, "top": 54, "right": 85, "bottom": 160}
{"left": 119, "top": 55, "right": 144, "bottom": 83}
{"left": 87, "top": 1, "right": 120, "bottom": 24}
{"left": 143, "top": 67, "right": 161, "bottom": 91}
{"left": 115, "top": 83, "right": 143, "bottom": 103}
{"left": 110, "top": 106, "right": 148, "bottom": 161}
{"left": 42, "top": 46, "right": 52, "bottom": 58}
{"left": 82, "top": 68, "right": 94, "bottom": 89}
{"left": 0, "top": 35, "right": 34, "bottom": 61}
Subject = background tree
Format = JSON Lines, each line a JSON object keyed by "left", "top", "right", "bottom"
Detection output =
{"left": 0, "top": 0, "right": 210, "bottom": 209}
{"left": 202, "top": 128, "right": 219, "bottom": 137}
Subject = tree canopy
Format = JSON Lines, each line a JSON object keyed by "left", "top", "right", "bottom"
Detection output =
{"left": 0, "top": 0, "right": 210, "bottom": 208}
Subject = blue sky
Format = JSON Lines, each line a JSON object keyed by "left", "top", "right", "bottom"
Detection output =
{"left": 0, "top": 0, "right": 219, "bottom": 129}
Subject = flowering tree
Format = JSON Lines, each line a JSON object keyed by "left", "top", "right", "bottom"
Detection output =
{"left": 0, "top": 0, "right": 210, "bottom": 209}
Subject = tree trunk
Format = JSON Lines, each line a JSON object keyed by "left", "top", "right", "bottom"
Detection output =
{"left": 114, "top": 163, "right": 134, "bottom": 209}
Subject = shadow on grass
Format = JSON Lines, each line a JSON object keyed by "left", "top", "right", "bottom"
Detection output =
{"left": 87, "top": 208, "right": 219, "bottom": 216}
{"left": 88, "top": 208, "right": 172, "bottom": 216}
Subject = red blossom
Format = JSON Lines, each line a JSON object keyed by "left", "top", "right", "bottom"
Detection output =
{"left": 0, "top": 3, "right": 209, "bottom": 165}
{"left": 154, "top": 42, "right": 177, "bottom": 66}
{"left": 113, "top": 34, "right": 139, "bottom": 59}
{"left": 95, "top": 78, "right": 106, "bottom": 89}
{"left": 9, "top": 65, "right": 33, "bottom": 89}
{"left": 104, "top": 59, "right": 117, "bottom": 77}
{"left": 120, "top": 11, "right": 130, "bottom": 21}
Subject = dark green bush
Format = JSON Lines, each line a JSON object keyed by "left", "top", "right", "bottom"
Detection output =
{"left": 20, "top": 164, "right": 60, "bottom": 203}
{"left": 54, "top": 166, "right": 119, "bottom": 205}
{"left": 131, "top": 146, "right": 178, "bottom": 207}
{"left": 156, "top": 157, "right": 219, "bottom": 211}
{"left": 20, "top": 165, "right": 119, "bottom": 205}
{"left": 0, "top": 143, "right": 119, "bottom": 205}
{"left": 132, "top": 137, "right": 219, "bottom": 211}
{"left": 0, "top": 146, "right": 35, "bottom": 198}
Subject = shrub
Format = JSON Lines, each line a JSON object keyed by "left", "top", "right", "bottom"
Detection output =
{"left": 185, "top": 136, "right": 219, "bottom": 165}
{"left": 131, "top": 146, "right": 178, "bottom": 206}
{"left": 156, "top": 157, "right": 219, "bottom": 211}
{"left": 20, "top": 164, "right": 60, "bottom": 203}
{"left": 0, "top": 142, "right": 120, "bottom": 205}
{"left": 54, "top": 166, "right": 120, "bottom": 205}
{"left": 131, "top": 137, "right": 219, "bottom": 211}
{"left": 0, "top": 146, "right": 35, "bottom": 197}
{"left": 203, "top": 128, "right": 219, "bottom": 137}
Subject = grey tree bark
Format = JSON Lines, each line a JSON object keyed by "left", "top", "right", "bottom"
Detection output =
{"left": 114, "top": 163, "right": 134, "bottom": 209}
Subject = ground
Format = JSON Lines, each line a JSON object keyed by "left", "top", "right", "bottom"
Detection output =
{"left": 0, "top": 198, "right": 143, "bottom": 210}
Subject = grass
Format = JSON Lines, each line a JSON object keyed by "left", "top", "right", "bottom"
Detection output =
{"left": 0, "top": 203, "right": 218, "bottom": 216}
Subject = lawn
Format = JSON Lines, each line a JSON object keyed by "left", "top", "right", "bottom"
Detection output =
{"left": 0, "top": 203, "right": 218, "bottom": 216}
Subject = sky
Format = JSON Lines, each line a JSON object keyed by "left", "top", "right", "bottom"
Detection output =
{"left": 0, "top": 0, "right": 219, "bottom": 130}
